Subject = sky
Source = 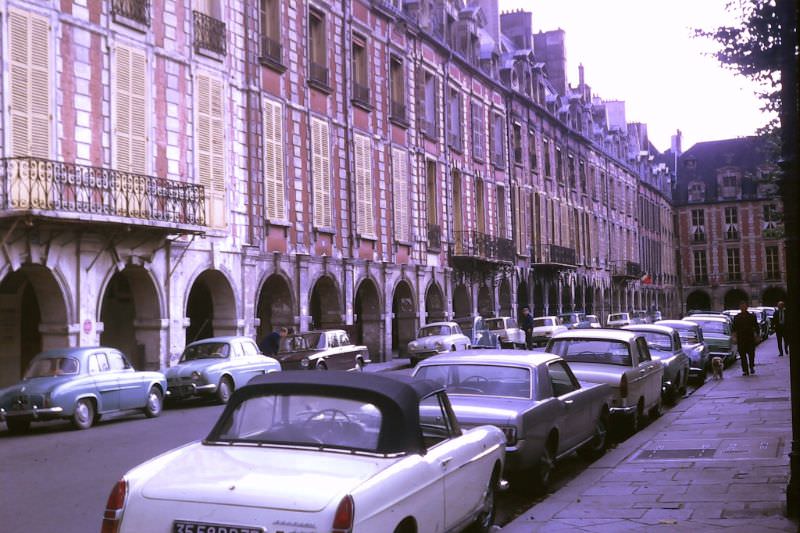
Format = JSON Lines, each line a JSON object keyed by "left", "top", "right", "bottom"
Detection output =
{"left": 498, "top": 0, "right": 774, "bottom": 153}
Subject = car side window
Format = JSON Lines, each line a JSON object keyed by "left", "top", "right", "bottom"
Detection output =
{"left": 107, "top": 351, "right": 129, "bottom": 371}
{"left": 547, "top": 361, "right": 580, "bottom": 397}
{"left": 419, "top": 392, "right": 456, "bottom": 448}
{"left": 340, "top": 333, "right": 350, "bottom": 346}
{"left": 636, "top": 339, "right": 652, "bottom": 362}
{"left": 508, "top": 318, "right": 517, "bottom": 328}
{"left": 242, "top": 341, "right": 259, "bottom": 357}
{"left": 329, "top": 335, "right": 339, "bottom": 348}
{"left": 88, "top": 354, "right": 100, "bottom": 374}
{"left": 454, "top": 324, "right": 462, "bottom": 334}
{"left": 95, "top": 353, "right": 110, "bottom": 372}
{"left": 230, "top": 341, "right": 243, "bottom": 359}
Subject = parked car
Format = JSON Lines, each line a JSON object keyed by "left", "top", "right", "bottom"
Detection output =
{"left": 0, "top": 347, "right": 166, "bottom": 433}
{"left": 546, "top": 329, "right": 664, "bottom": 433}
{"left": 530, "top": 316, "right": 569, "bottom": 346}
{"left": 631, "top": 310, "right": 650, "bottom": 324}
{"left": 655, "top": 319, "right": 710, "bottom": 382}
{"left": 558, "top": 312, "right": 591, "bottom": 329}
{"left": 622, "top": 324, "right": 691, "bottom": 404}
{"left": 606, "top": 312, "right": 633, "bottom": 328}
{"left": 413, "top": 351, "right": 612, "bottom": 490}
{"left": 101, "top": 371, "right": 506, "bottom": 533}
{"left": 585, "top": 314, "right": 603, "bottom": 328}
{"left": 648, "top": 310, "right": 663, "bottom": 323}
{"left": 407, "top": 322, "right": 471, "bottom": 365}
{"left": 166, "top": 336, "right": 281, "bottom": 403}
{"left": 275, "top": 329, "right": 369, "bottom": 371}
{"left": 755, "top": 306, "right": 777, "bottom": 333}
{"left": 682, "top": 315, "right": 736, "bottom": 366}
{"left": 749, "top": 308, "right": 770, "bottom": 341}
{"left": 471, "top": 316, "right": 501, "bottom": 349}
{"left": 484, "top": 316, "right": 527, "bottom": 348}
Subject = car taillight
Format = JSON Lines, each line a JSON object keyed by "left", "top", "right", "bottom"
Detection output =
{"left": 101, "top": 479, "right": 128, "bottom": 533}
{"left": 332, "top": 494, "right": 354, "bottom": 533}
{"left": 501, "top": 426, "right": 518, "bottom": 446}
{"left": 620, "top": 374, "right": 628, "bottom": 399}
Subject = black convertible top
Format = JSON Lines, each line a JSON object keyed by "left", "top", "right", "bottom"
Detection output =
{"left": 208, "top": 371, "right": 445, "bottom": 455}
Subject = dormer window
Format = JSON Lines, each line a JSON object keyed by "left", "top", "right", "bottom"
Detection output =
{"left": 720, "top": 175, "right": 738, "bottom": 199}
{"left": 687, "top": 181, "right": 705, "bottom": 203}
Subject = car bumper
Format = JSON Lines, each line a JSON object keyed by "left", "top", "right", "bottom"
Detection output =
{"left": 166, "top": 382, "right": 216, "bottom": 399}
{"left": 0, "top": 406, "right": 64, "bottom": 421}
{"left": 609, "top": 405, "right": 638, "bottom": 417}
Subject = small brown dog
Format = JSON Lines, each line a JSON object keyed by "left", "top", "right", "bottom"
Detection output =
{"left": 711, "top": 356, "right": 724, "bottom": 380}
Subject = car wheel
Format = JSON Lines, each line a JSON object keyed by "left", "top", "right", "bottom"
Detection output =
{"left": 216, "top": 376, "right": 233, "bottom": 404}
{"left": 143, "top": 386, "right": 163, "bottom": 418}
{"left": 649, "top": 397, "right": 663, "bottom": 420}
{"left": 534, "top": 437, "right": 557, "bottom": 492}
{"left": 6, "top": 419, "right": 31, "bottom": 434}
{"left": 579, "top": 412, "right": 609, "bottom": 459}
{"left": 72, "top": 398, "right": 95, "bottom": 430}
{"left": 451, "top": 345, "right": 457, "bottom": 352}
{"left": 466, "top": 474, "right": 496, "bottom": 533}
{"left": 354, "top": 358, "right": 364, "bottom": 371}
{"left": 315, "top": 361, "right": 328, "bottom": 371}
{"left": 678, "top": 373, "right": 688, "bottom": 397}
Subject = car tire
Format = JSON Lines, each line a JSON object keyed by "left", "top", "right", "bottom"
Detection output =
{"left": 143, "top": 386, "right": 163, "bottom": 418}
{"left": 450, "top": 345, "right": 457, "bottom": 352}
{"left": 354, "top": 358, "right": 364, "bottom": 371}
{"left": 216, "top": 376, "right": 233, "bottom": 404}
{"left": 649, "top": 398, "right": 663, "bottom": 420}
{"left": 72, "top": 398, "right": 95, "bottom": 430}
{"left": 466, "top": 473, "right": 497, "bottom": 533}
{"left": 579, "top": 412, "right": 609, "bottom": 459}
{"left": 533, "top": 436, "right": 557, "bottom": 493}
{"left": 315, "top": 361, "right": 328, "bottom": 371}
{"left": 6, "top": 419, "right": 31, "bottom": 434}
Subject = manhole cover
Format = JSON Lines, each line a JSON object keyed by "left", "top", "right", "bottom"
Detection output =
{"left": 630, "top": 438, "right": 780, "bottom": 461}
{"left": 636, "top": 448, "right": 716, "bottom": 460}
{"left": 743, "top": 396, "right": 790, "bottom": 403}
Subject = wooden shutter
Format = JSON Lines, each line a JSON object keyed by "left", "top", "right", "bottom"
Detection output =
{"left": 197, "top": 73, "right": 226, "bottom": 228}
{"left": 311, "top": 117, "right": 331, "bottom": 228}
{"left": 354, "top": 133, "right": 374, "bottom": 237}
{"left": 392, "top": 147, "right": 409, "bottom": 242}
{"left": 262, "top": 97, "right": 285, "bottom": 220}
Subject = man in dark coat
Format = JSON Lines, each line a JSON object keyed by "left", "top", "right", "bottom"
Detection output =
{"left": 259, "top": 327, "right": 287, "bottom": 356}
{"left": 520, "top": 307, "right": 535, "bottom": 349}
{"left": 732, "top": 301, "right": 759, "bottom": 376}
{"left": 772, "top": 301, "right": 789, "bottom": 357}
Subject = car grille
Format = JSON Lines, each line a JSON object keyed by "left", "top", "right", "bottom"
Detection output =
{"left": 13, "top": 394, "right": 45, "bottom": 408}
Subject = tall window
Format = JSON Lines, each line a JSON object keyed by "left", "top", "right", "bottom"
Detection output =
{"left": 391, "top": 148, "right": 410, "bottom": 242}
{"left": 579, "top": 160, "right": 586, "bottom": 193}
{"left": 476, "top": 178, "right": 486, "bottom": 234}
{"left": 354, "top": 133, "right": 375, "bottom": 237}
{"left": 720, "top": 175, "right": 737, "bottom": 199}
{"left": 447, "top": 86, "right": 462, "bottom": 151}
{"left": 311, "top": 117, "right": 332, "bottom": 228}
{"left": 555, "top": 147, "right": 563, "bottom": 183}
{"left": 259, "top": 0, "right": 281, "bottom": 64}
{"left": 421, "top": 71, "right": 437, "bottom": 138}
{"left": 491, "top": 112, "right": 505, "bottom": 167}
{"left": 389, "top": 56, "right": 405, "bottom": 123}
{"left": 262, "top": 97, "right": 285, "bottom": 220}
{"left": 471, "top": 102, "right": 485, "bottom": 161}
{"left": 196, "top": 73, "right": 226, "bottom": 228}
{"left": 724, "top": 206, "right": 739, "bottom": 240}
{"left": 528, "top": 130, "right": 537, "bottom": 173}
{"left": 726, "top": 248, "right": 741, "bottom": 281}
{"left": 497, "top": 186, "right": 507, "bottom": 238}
{"left": 763, "top": 203, "right": 781, "bottom": 237}
{"left": 351, "top": 36, "right": 369, "bottom": 106}
{"left": 765, "top": 246, "right": 780, "bottom": 279}
{"left": 543, "top": 138, "right": 552, "bottom": 177}
{"left": 308, "top": 9, "right": 328, "bottom": 87}
{"left": 426, "top": 160, "right": 438, "bottom": 225}
{"left": 567, "top": 154, "right": 576, "bottom": 189}
{"left": 512, "top": 124, "right": 522, "bottom": 165}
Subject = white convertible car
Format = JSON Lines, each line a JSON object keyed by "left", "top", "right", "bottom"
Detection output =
{"left": 101, "top": 371, "right": 506, "bottom": 533}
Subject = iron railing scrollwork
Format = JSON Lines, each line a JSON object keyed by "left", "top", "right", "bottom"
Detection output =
{"left": 452, "top": 230, "right": 514, "bottom": 263}
{"left": 390, "top": 101, "right": 407, "bottom": 123}
{"left": 0, "top": 157, "right": 206, "bottom": 227}
{"left": 112, "top": 0, "right": 150, "bottom": 26}
{"left": 309, "top": 62, "right": 329, "bottom": 87}
{"left": 193, "top": 10, "right": 226, "bottom": 56}
{"left": 260, "top": 36, "right": 282, "bottom": 64}
{"left": 352, "top": 82, "right": 370, "bottom": 105}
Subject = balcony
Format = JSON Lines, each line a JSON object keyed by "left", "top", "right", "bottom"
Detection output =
{"left": 724, "top": 272, "right": 743, "bottom": 283}
{"left": 352, "top": 82, "right": 371, "bottom": 109}
{"left": 111, "top": 0, "right": 150, "bottom": 27}
{"left": 611, "top": 260, "right": 642, "bottom": 281}
{"left": 427, "top": 223, "right": 441, "bottom": 251}
{"left": 193, "top": 10, "right": 226, "bottom": 57}
{"left": 531, "top": 244, "right": 577, "bottom": 269}
{"left": 420, "top": 119, "right": 437, "bottom": 139}
{"left": 687, "top": 275, "right": 709, "bottom": 286}
{"left": 0, "top": 157, "right": 206, "bottom": 233}
{"left": 447, "top": 132, "right": 462, "bottom": 152}
{"left": 259, "top": 36, "right": 285, "bottom": 71}
{"left": 309, "top": 62, "right": 330, "bottom": 90}
{"left": 390, "top": 101, "right": 408, "bottom": 126}
{"left": 451, "top": 231, "right": 515, "bottom": 264}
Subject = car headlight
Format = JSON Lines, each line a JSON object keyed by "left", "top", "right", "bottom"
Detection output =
{"left": 408, "top": 341, "right": 418, "bottom": 351}
{"left": 190, "top": 371, "right": 201, "bottom": 381}
{"left": 301, "top": 357, "right": 310, "bottom": 368}
{"left": 434, "top": 341, "right": 444, "bottom": 351}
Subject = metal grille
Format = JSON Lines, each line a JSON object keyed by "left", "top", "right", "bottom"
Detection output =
{"left": 193, "top": 10, "right": 226, "bottom": 56}
{"left": 112, "top": 0, "right": 150, "bottom": 26}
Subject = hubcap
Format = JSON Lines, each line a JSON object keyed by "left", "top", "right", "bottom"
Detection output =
{"left": 76, "top": 402, "right": 90, "bottom": 424}
{"left": 148, "top": 392, "right": 160, "bottom": 412}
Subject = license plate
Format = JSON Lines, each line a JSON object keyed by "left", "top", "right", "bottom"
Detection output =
{"left": 173, "top": 520, "right": 264, "bottom": 533}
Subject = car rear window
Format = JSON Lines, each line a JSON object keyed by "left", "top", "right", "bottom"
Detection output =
{"left": 181, "top": 342, "right": 230, "bottom": 361}
{"left": 548, "top": 339, "right": 632, "bottom": 366}
{"left": 420, "top": 325, "right": 451, "bottom": 337}
{"left": 484, "top": 319, "right": 505, "bottom": 330}
{"left": 609, "top": 314, "right": 627, "bottom": 321}
{"left": 212, "top": 394, "right": 382, "bottom": 452}
{"left": 631, "top": 331, "right": 672, "bottom": 351}
{"left": 415, "top": 364, "right": 532, "bottom": 399}
{"left": 533, "top": 318, "right": 554, "bottom": 327}
{"left": 691, "top": 320, "right": 727, "bottom": 335}
{"left": 24, "top": 356, "right": 80, "bottom": 378}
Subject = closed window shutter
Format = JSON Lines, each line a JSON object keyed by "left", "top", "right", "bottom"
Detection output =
{"left": 114, "top": 46, "right": 147, "bottom": 175}
{"left": 311, "top": 117, "right": 331, "bottom": 228}
{"left": 9, "top": 8, "right": 51, "bottom": 158}
{"left": 354, "top": 133, "right": 374, "bottom": 237}
{"left": 197, "top": 74, "right": 226, "bottom": 228}
{"left": 392, "top": 147, "right": 409, "bottom": 242}
{"left": 262, "top": 97, "right": 285, "bottom": 220}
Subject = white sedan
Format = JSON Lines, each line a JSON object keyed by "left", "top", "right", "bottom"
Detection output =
{"left": 101, "top": 371, "right": 506, "bottom": 533}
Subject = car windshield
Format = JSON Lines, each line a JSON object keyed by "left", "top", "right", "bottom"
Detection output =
{"left": 559, "top": 314, "right": 577, "bottom": 324}
{"left": 24, "top": 356, "right": 80, "bottom": 378}
{"left": 211, "top": 393, "right": 382, "bottom": 452}
{"left": 180, "top": 342, "right": 230, "bottom": 361}
{"left": 533, "top": 318, "right": 555, "bottom": 327}
{"left": 609, "top": 314, "right": 627, "bottom": 321}
{"left": 415, "top": 364, "right": 531, "bottom": 399}
{"left": 630, "top": 331, "right": 672, "bottom": 351}
{"left": 587, "top": 315, "right": 599, "bottom": 322}
{"left": 548, "top": 338, "right": 632, "bottom": 366}
{"left": 279, "top": 333, "right": 325, "bottom": 351}
{"left": 419, "top": 325, "right": 450, "bottom": 337}
{"left": 674, "top": 327, "right": 700, "bottom": 344}
{"left": 484, "top": 319, "right": 506, "bottom": 330}
{"left": 693, "top": 321, "right": 728, "bottom": 335}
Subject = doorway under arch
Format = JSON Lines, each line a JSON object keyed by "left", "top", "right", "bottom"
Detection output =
{"left": 686, "top": 290, "right": 712, "bottom": 312}
{"left": 186, "top": 270, "right": 237, "bottom": 344}
{"left": 256, "top": 274, "right": 294, "bottom": 341}
{"left": 517, "top": 279, "right": 529, "bottom": 321}
{"left": 477, "top": 285, "right": 493, "bottom": 317}
{"left": 392, "top": 280, "right": 416, "bottom": 356}
{"left": 310, "top": 275, "right": 342, "bottom": 330}
{"left": 425, "top": 282, "right": 446, "bottom": 323}
{"left": 355, "top": 278, "right": 382, "bottom": 359}
{"left": 762, "top": 286, "right": 787, "bottom": 307}
{"left": 723, "top": 288, "right": 750, "bottom": 310}
{"left": 498, "top": 278, "right": 512, "bottom": 317}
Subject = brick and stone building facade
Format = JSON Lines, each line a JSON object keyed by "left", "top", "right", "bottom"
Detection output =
{"left": 674, "top": 136, "right": 786, "bottom": 312}
{"left": 0, "top": 0, "right": 679, "bottom": 386}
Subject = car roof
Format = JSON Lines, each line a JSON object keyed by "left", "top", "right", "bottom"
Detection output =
{"left": 186, "top": 336, "right": 254, "bottom": 346}
{"left": 222, "top": 371, "right": 443, "bottom": 455}
{"left": 608, "top": 312, "right": 630, "bottom": 317}
{"left": 622, "top": 324, "right": 676, "bottom": 335}
{"left": 35, "top": 346, "right": 117, "bottom": 359}
{"left": 655, "top": 319, "right": 699, "bottom": 328}
{"left": 552, "top": 329, "right": 640, "bottom": 341}
{"left": 683, "top": 315, "right": 728, "bottom": 323}
{"left": 534, "top": 315, "right": 559, "bottom": 320}
{"left": 421, "top": 321, "right": 458, "bottom": 328}
{"left": 416, "top": 349, "right": 561, "bottom": 367}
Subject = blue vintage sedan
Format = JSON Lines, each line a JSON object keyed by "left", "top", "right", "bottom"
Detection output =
{"left": 166, "top": 336, "right": 281, "bottom": 403}
{"left": 0, "top": 347, "right": 167, "bottom": 433}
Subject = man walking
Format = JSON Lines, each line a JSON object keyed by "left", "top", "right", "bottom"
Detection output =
{"left": 732, "top": 301, "right": 759, "bottom": 376}
{"left": 773, "top": 301, "right": 789, "bottom": 356}
{"left": 259, "top": 326, "right": 287, "bottom": 356}
{"left": 521, "top": 307, "right": 535, "bottom": 349}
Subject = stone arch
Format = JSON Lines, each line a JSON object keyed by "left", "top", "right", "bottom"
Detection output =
{"left": 477, "top": 284, "right": 493, "bottom": 317}
{"left": 185, "top": 269, "right": 238, "bottom": 343}
{"left": 0, "top": 264, "right": 71, "bottom": 386}
{"left": 392, "top": 279, "right": 416, "bottom": 356}
{"left": 686, "top": 290, "right": 712, "bottom": 313}
{"left": 498, "top": 278, "right": 512, "bottom": 317}
{"left": 724, "top": 288, "right": 750, "bottom": 310}
{"left": 354, "top": 277, "right": 382, "bottom": 358}
{"left": 424, "top": 281, "right": 446, "bottom": 323}
{"left": 309, "top": 274, "right": 342, "bottom": 330}
{"left": 762, "top": 286, "right": 787, "bottom": 307}
{"left": 517, "top": 279, "right": 529, "bottom": 321}
{"left": 549, "top": 283, "right": 559, "bottom": 315}
{"left": 256, "top": 272, "right": 295, "bottom": 341}
{"left": 533, "top": 281, "right": 545, "bottom": 317}
{"left": 99, "top": 266, "right": 163, "bottom": 370}
{"left": 453, "top": 283, "right": 471, "bottom": 329}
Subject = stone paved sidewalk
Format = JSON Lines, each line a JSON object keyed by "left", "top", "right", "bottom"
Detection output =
{"left": 501, "top": 336, "right": 798, "bottom": 532}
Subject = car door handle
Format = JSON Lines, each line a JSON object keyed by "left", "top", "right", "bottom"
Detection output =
{"left": 639, "top": 369, "right": 647, "bottom": 374}
{"left": 564, "top": 399, "right": 574, "bottom": 406}
{"left": 441, "top": 457, "right": 453, "bottom": 469}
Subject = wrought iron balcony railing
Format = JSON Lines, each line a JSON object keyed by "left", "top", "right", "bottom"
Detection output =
{"left": 352, "top": 82, "right": 370, "bottom": 106}
{"left": 687, "top": 275, "right": 709, "bottom": 286}
{"left": 0, "top": 157, "right": 206, "bottom": 229}
{"left": 193, "top": 10, "right": 226, "bottom": 56}
{"left": 309, "top": 62, "right": 329, "bottom": 87}
{"left": 390, "top": 101, "right": 407, "bottom": 123}
{"left": 427, "top": 223, "right": 441, "bottom": 251}
{"left": 531, "top": 243, "right": 577, "bottom": 267}
{"left": 112, "top": 0, "right": 150, "bottom": 26}
{"left": 452, "top": 231, "right": 514, "bottom": 263}
{"left": 610, "top": 260, "right": 642, "bottom": 279}
{"left": 260, "top": 36, "right": 282, "bottom": 65}
{"left": 724, "top": 272, "right": 743, "bottom": 283}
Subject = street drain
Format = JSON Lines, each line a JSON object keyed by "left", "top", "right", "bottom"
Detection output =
{"left": 636, "top": 448, "right": 716, "bottom": 460}
{"left": 630, "top": 437, "right": 780, "bottom": 461}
